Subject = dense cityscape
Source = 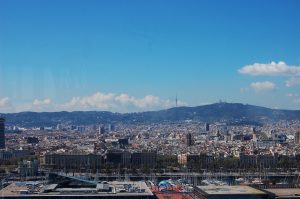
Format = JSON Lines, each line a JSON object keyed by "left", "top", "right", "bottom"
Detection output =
{"left": 1, "top": 104, "right": 300, "bottom": 198}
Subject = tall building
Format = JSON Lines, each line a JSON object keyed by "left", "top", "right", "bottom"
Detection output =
{"left": 205, "top": 123, "right": 210, "bottom": 131}
{"left": 186, "top": 133, "right": 192, "bottom": 146}
{"left": 99, "top": 125, "right": 106, "bottom": 134}
{"left": 295, "top": 132, "right": 300, "bottom": 145}
{"left": 0, "top": 118, "right": 5, "bottom": 149}
{"left": 107, "top": 124, "right": 115, "bottom": 132}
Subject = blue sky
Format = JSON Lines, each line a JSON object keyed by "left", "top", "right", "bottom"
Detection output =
{"left": 1, "top": 0, "right": 300, "bottom": 112}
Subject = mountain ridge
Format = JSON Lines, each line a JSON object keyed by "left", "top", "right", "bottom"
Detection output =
{"left": 1, "top": 102, "right": 300, "bottom": 127}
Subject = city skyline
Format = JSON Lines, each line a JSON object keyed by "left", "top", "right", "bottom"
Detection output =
{"left": 1, "top": 0, "right": 300, "bottom": 112}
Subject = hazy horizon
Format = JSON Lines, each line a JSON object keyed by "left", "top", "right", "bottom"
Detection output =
{"left": 1, "top": 101, "right": 300, "bottom": 114}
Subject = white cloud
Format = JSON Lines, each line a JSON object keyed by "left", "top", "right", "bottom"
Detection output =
{"left": 61, "top": 92, "right": 187, "bottom": 112}
{"left": 239, "top": 61, "right": 300, "bottom": 76}
{"left": 24, "top": 98, "right": 54, "bottom": 112}
{"left": 286, "top": 77, "right": 300, "bottom": 87}
{"left": 0, "top": 98, "right": 13, "bottom": 113}
{"left": 240, "top": 88, "right": 248, "bottom": 93}
{"left": 62, "top": 92, "right": 116, "bottom": 110}
{"left": 250, "top": 81, "right": 276, "bottom": 93}
{"left": 286, "top": 93, "right": 299, "bottom": 97}
{"left": 293, "top": 99, "right": 300, "bottom": 104}
{"left": 0, "top": 92, "right": 188, "bottom": 113}
{"left": 33, "top": 99, "right": 52, "bottom": 106}
{"left": 115, "top": 94, "right": 173, "bottom": 109}
{"left": 115, "top": 94, "right": 163, "bottom": 108}
{"left": 0, "top": 97, "right": 10, "bottom": 107}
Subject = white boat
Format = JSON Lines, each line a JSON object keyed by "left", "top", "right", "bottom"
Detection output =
{"left": 251, "top": 178, "right": 263, "bottom": 185}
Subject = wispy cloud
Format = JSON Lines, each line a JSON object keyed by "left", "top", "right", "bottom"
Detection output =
{"left": 0, "top": 98, "right": 10, "bottom": 107}
{"left": 240, "top": 88, "right": 248, "bottom": 93}
{"left": 293, "top": 99, "right": 300, "bottom": 104}
{"left": 0, "top": 97, "right": 13, "bottom": 113}
{"left": 0, "top": 92, "right": 187, "bottom": 113}
{"left": 239, "top": 61, "right": 300, "bottom": 76}
{"left": 250, "top": 81, "right": 276, "bottom": 93}
{"left": 286, "top": 77, "right": 300, "bottom": 87}
{"left": 33, "top": 99, "right": 52, "bottom": 106}
{"left": 61, "top": 92, "right": 187, "bottom": 112}
{"left": 286, "top": 93, "right": 299, "bottom": 97}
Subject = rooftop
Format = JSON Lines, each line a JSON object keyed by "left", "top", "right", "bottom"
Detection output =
{"left": 196, "top": 185, "right": 266, "bottom": 195}
{"left": 265, "top": 188, "right": 300, "bottom": 198}
{"left": 0, "top": 181, "right": 153, "bottom": 197}
{"left": 0, "top": 173, "right": 153, "bottom": 198}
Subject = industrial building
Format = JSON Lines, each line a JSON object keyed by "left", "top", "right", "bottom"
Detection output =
{"left": 0, "top": 173, "right": 155, "bottom": 198}
{"left": 0, "top": 149, "right": 33, "bottom": 161}
{"left": 131, "top": 152, "right": 157, "bottom": 167}
{"left": 44, "top": 153, "right": 103, "bottom": 172}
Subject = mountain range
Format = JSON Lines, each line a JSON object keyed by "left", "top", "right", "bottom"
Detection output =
{"left": 1, "top": 103, "right": 300, "bottom": 127}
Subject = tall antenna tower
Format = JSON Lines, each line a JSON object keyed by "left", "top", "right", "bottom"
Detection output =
{"left": 175, "top": 94, "right": 178, "bottom": 107}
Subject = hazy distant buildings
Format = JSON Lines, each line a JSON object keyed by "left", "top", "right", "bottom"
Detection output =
{"left": 108, "top": 124, "right": 115, "bottom": 132}
{"left": 256, "top": 140, "right": 276, "bottom": 148}
{"left": 97, "top": 124, "right": 115, "bottom": 135}
{"left": 271, "top": 131, "right": 287, "bottom": 144}
{"left": 0, "top": 118, "right": 5, "bottom": 149}
{"left": 225, "top": 132, "right": 232, "bottom": 142}
{"left": 26, "top": 137, "right": 39, "bottom": 144}
{"left": 56, "top": 124, "right": 63, "bottom": 131}
{"left": 77, "top": 126, "right": 85, "bottom": 133}
{"left": 118, "top": 138, "right": 129, "bottom": 146}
